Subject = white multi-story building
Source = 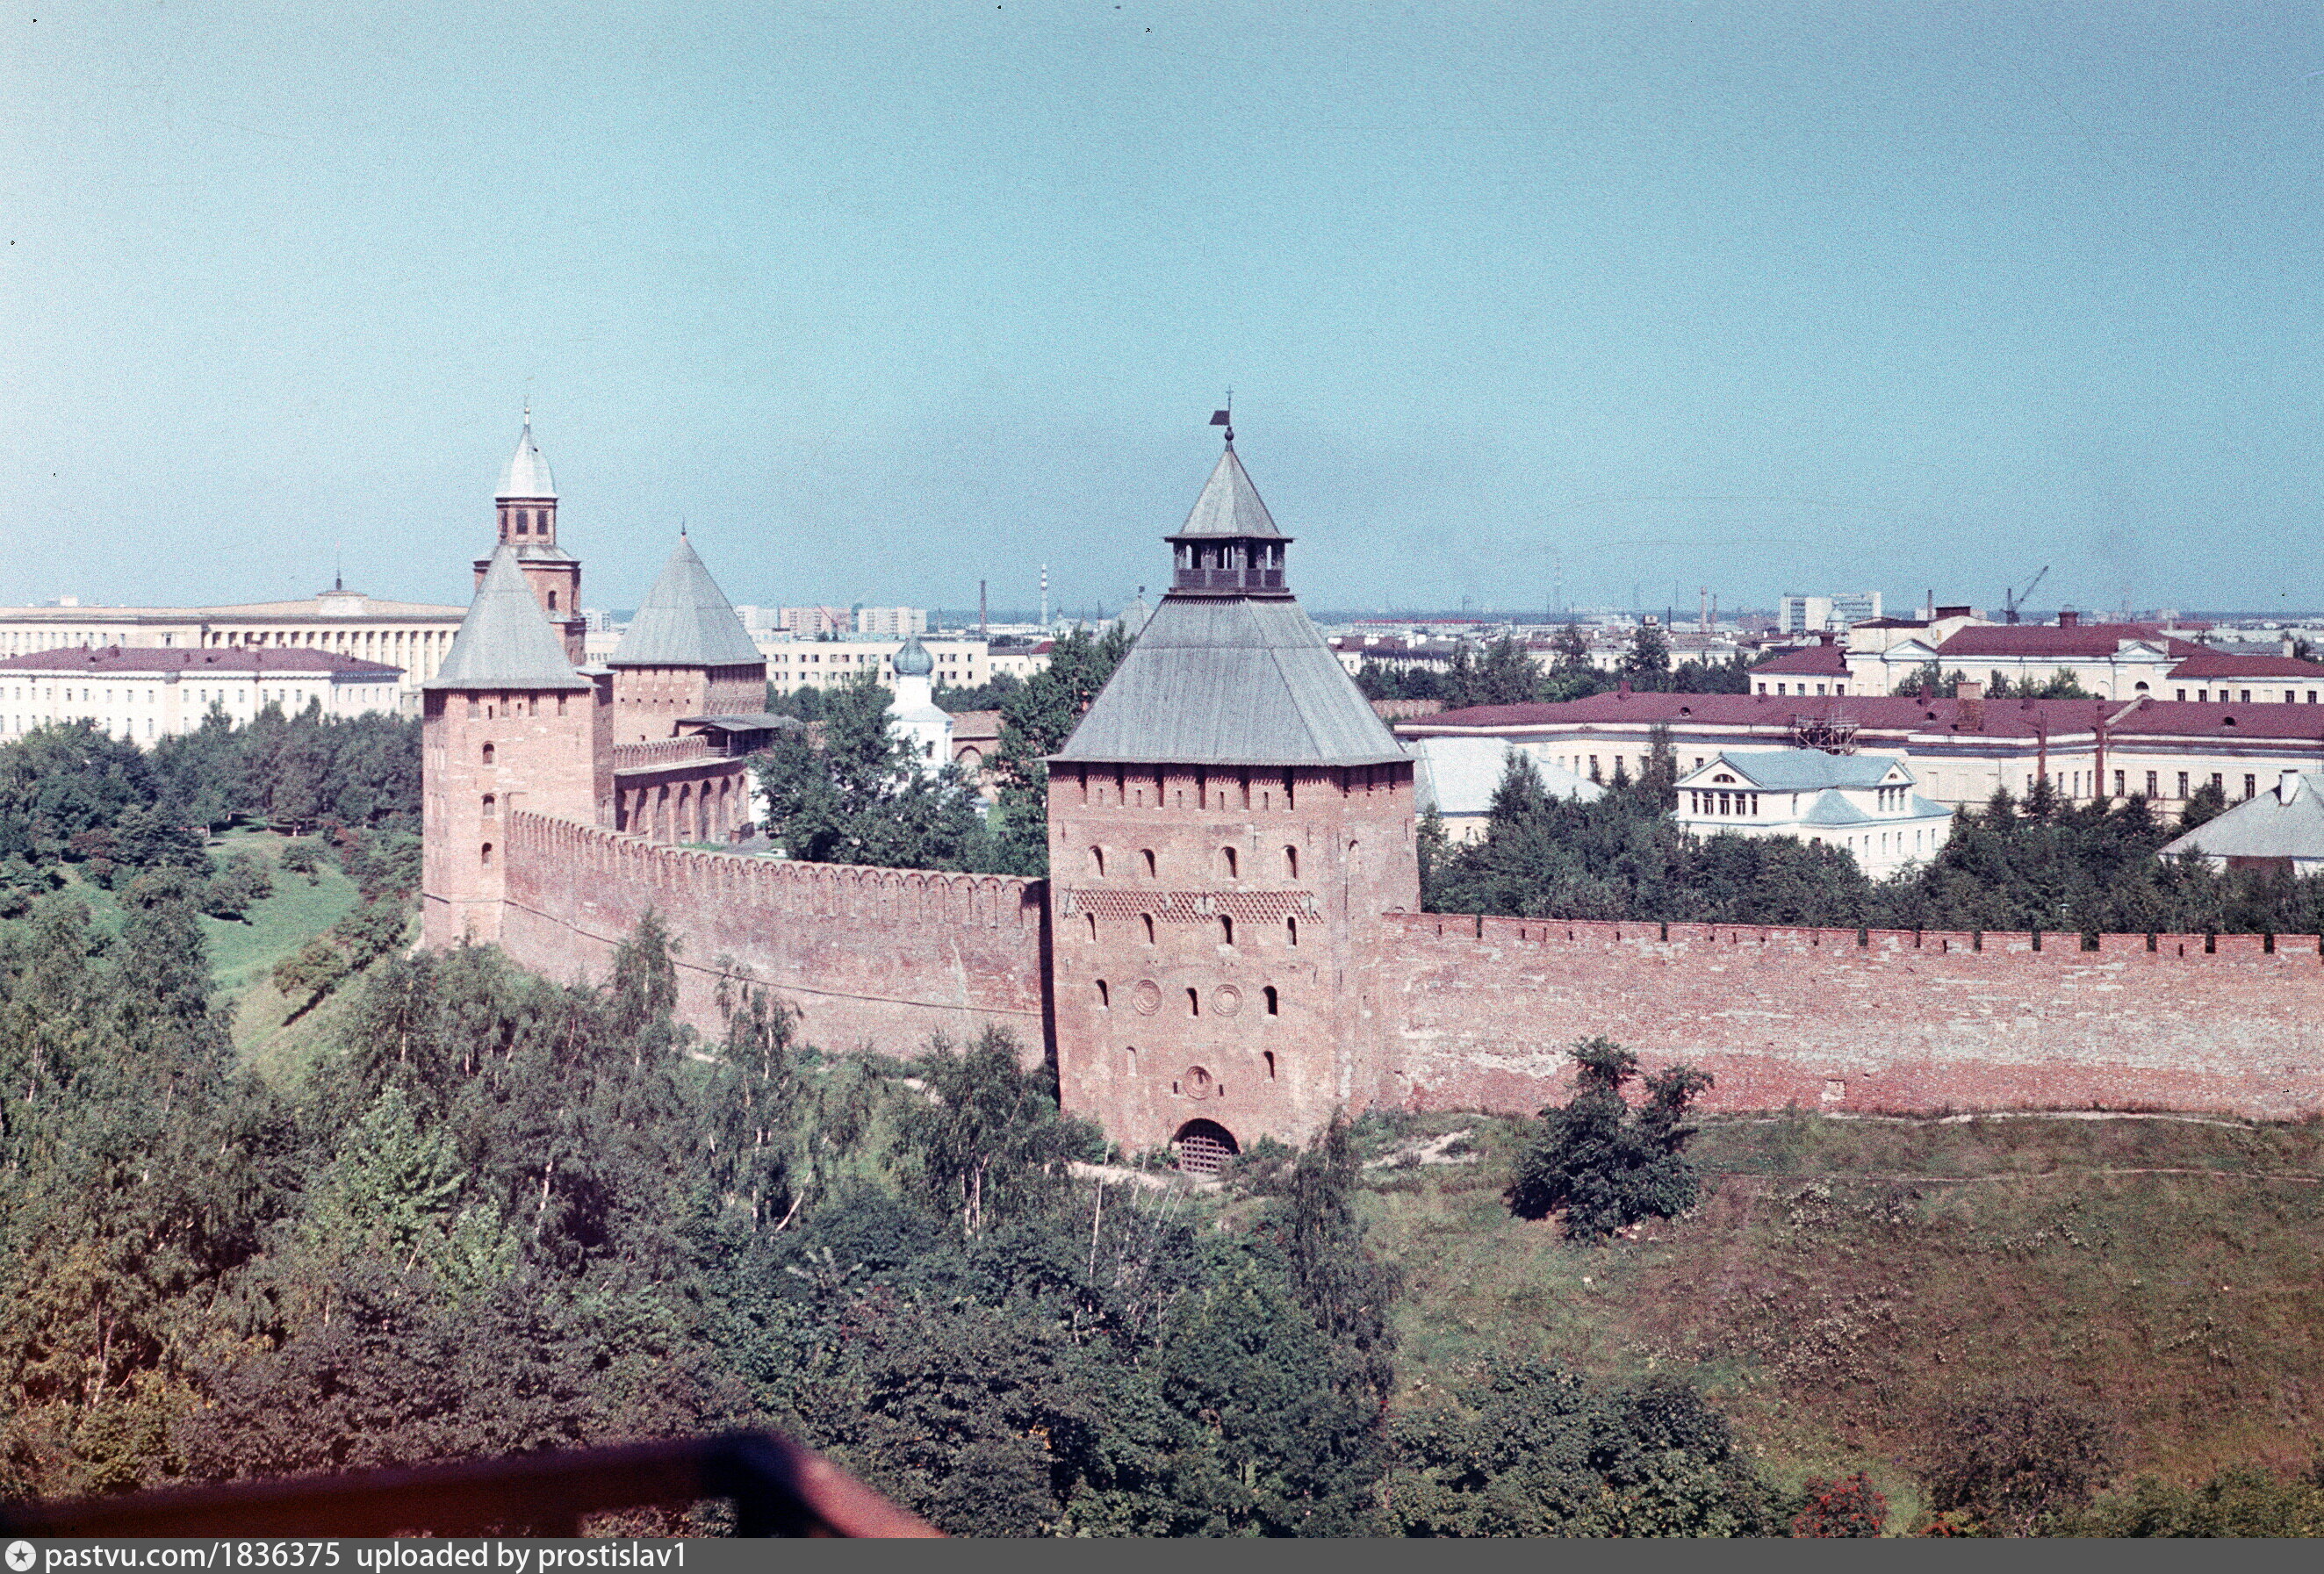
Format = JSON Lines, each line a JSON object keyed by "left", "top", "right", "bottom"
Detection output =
{"left": 1674, "top": 749, "right": 1952, "bottom": 879}
{"left": 1780, "top": 591, "right": 1882, "bottom": 635}
{"left": 0, "top": 646, "right": 406, "bottom": 745}
{"left": 761, "top": 635, "right": 1015, "bottom": 696}
{"left": 853, "top": 605, "right": 929, "bottom": 636}
{"left": 0, "top": 586, "right": 463, "bottom": 708}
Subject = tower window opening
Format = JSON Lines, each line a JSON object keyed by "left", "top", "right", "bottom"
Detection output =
{"left": 548, "top": 591, "right": 559, "bottom": 610}
{"left": 1141, "top": 914, "right": 1155, "bottom": 945}
{"left": 1264, "top": 1050, "right": 1277, "bottom": 1078}
{"left": 481, "top": 794, "right": 497, "bottom": 817}
{"left": 1085, "top": 912, "right": 1097, "bottom": 941}
{"left": 1096, "top": 980, "right": 1110, "bottom": 1009}
{"left": 1222, "top": 846, "right": 1237, "bottom": 878}
{"left": 1263, "top": 985, "right": 1278, "bottom": 1016}
{"left": 479, "top": 842, "right": 493, "bottom": 866}
{"left": 1141, "top": 848, "right": 1156, "bottom": 878}
{"left": 1090, "top": 846, "right": 1105, "bottom": 876}
{"left": 515, "top": 513, "right": 529, "bottom": 535}
{"left": 1287, "top": 916, "right": 1299, "bottom": 946}
{"left": 1284, "top": 844, "right": 1299, "bottom": 878}
{"left": 1220, "top": 915, "right": 1234, "bottom": 946}
{"left": 1186, "top": 988, "right": 1199, "bottom": 1017}
{"left": 481, "top": 742, "right": 494, "bottom": 765}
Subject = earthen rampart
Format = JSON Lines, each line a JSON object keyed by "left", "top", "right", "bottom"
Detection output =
{"left": 498, "top": 810, "right": 1048, "bottom": 1058}
{"left": 1381, "top": 913, "right": 2324, "bottom": 1122}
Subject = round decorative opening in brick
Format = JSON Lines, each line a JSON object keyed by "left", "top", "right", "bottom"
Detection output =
{"left": 1183, "top": 1065, "right": 1214, "bottom": 1099}
{"left": 1212, "top": 983, "right": 1243, "bottom": 1017}
{"left": 1132, "top": 979, "right": 1162, "bottom": 1015}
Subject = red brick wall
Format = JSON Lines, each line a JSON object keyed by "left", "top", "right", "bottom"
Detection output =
{"left": 611, "top": 663, "right": 767, "bottom": 744}
{"left": 498, "top": 810, "right": 1049, "bottom": 1059}
{"left": 421, "top": 679, "right": 610, "bottom": 948}
{"left": 1383, "top": 915, "right": 2324, "bottom": 1121}
{"left": 1046, "top": 759, "right": 1421, "bottom": 1154}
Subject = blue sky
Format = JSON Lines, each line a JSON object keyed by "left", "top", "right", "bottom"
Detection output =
{"left": 9, "top": 2, "right": 2324, "bottom": 620}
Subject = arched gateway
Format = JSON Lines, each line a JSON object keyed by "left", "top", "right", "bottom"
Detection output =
{"left": 1171, "top": 1118, "right": 1239, "bottom": 1177}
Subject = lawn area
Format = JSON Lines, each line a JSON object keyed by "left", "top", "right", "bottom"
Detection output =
{"left": 198, "top": 828, "right": 363, "bottom": 1001}
{"left": 1356, "top": 1109, "right": 2324, "bottom": 1528}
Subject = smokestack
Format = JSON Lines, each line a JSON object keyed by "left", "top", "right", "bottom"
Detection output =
{"left": 979, "top": 579, "right": 988, "bottom": 637}
{"left": 2059, "top": 608, "right": 2079, "bottom": 629}
{"left": 1040, "top": 564, "right": 1049, "bottom": 630}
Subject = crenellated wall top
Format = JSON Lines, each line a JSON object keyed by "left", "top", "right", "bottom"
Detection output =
{"left": 505, "top": 809, "right": 1043, "bottom": 926}
{"left": 1384, "top": 910, "right": 2324, "bottom": 965}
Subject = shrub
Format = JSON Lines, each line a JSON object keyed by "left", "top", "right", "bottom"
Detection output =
{"left": 1507, "top": 1036, "right": 1713, "bottom": 1240}
{"left": 1924, "top": 1393, "right": 2114, "bottom": 1534}
{"left": 1792, "top": 1471, "right": 1886, "bottom": 1536}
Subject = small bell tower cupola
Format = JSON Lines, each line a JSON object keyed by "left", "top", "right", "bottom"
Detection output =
{"left": 1167, "top": 406, "right": 1292, "bottom": 599}
{"left": 495, "top": 407, "right": 559, "bottom": 548}
{"left": 476, "top": 407, "right": 586, "bottom": 665}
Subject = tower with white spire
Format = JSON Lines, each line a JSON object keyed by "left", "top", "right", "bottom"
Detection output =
{"left": 476, "top": 410, "right": 586, "bottom": 665}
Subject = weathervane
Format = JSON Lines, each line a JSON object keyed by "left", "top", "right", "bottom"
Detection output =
{"left": 1209, "top": 390, "right": 1233, "bottom": 445}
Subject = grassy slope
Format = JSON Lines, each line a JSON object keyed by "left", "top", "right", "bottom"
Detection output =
{"left": 1356, "top": 1110, "right": 2324, "bottom": 1528}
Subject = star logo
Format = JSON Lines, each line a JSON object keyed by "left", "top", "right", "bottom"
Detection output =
{"left": 7, "top": 1540, "right": 35, "bottom": 1571}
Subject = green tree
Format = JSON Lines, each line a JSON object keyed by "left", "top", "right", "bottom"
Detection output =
{"left": 897, "top": 1030, "right": 1100, "bottom": 1236}
{"left": 1622, "top": 622, "right": 1672, "bottom": 688}
{"left": 752, "top": 671, "right": 984, "bottom": 870}
{"left": 1386, "top": 1360, "right": 1786, "bottom": 1536}
{"left": 1507, "top": 1037, "right": 1712, "bottom": 1240}
{"left": 986, "top": 623, "right": 1133, "bottom": 875}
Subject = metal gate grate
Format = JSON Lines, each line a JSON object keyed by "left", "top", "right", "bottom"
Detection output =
{"left": 1175, "top": 1132, "right": 1233, "bottom": 1177}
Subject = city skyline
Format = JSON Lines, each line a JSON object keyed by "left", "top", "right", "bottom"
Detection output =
{"left": 13, "top": 4, "right": 2324, "bottom": 618}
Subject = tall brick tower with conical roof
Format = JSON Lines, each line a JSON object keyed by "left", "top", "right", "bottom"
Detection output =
{"left": 1047, "top": 423, "right": 1418, "bottom": 1168}
{"left": 605, "top": 533, "right": 767, "bottom": 744}
{"left": 422, "top": 545, "right": 611, "bottom": 946}
{"left": 476, "top": 411, "right": 586, "bottom": 665}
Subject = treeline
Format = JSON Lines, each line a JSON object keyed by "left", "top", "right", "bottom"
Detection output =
{"left": 1357, "top": 628, "right": 1754, "bottom": 711}
{"left": 0, "top": 897, "right": 1824, "bottom": 1535}
{"left": 0, "top": 710, "right": 418, "bottom": 916}
{"left": 1425, "top": 741, "right": 2324, "bottom": 938}
{"left": 1, "top": 888, "right": 2315, "bottom": 1532}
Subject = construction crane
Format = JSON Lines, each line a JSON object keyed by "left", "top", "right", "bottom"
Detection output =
{"left": 2002, "top": 564, "right": 2049, "bottom": 625}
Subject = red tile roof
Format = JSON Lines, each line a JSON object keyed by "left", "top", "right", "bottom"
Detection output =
{"left": 0, "top": 646, "right": 401, "bottom": 677}
{"left": 1400, "top": 690, "right": 2324, "bottom": 745}
{"left": 1404, "top": 691, "right": 2113, "bottom": 738}
{"left": 2162, "top": 650, "right": 2324, "bottom": 679}
{"left": 1933, "top": 622, "right": 2202, "bottom": 659}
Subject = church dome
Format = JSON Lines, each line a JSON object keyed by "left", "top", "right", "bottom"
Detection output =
{"left": 893, "top": 633, "right": 934, "bottom": 678}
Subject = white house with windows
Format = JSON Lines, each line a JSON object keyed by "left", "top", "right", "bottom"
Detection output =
{"left": 1673, "top": 749, "right": 1954, "bottom": 879}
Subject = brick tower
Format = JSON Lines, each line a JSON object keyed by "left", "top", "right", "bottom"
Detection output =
{"left": 475, "top": 411, "right": 586, "bottom": 665}
{"left": 605, "top": 533, "right": 768, "bottom": 744}
{"left": 422, "top": 545, "right": 610, "bottom": 947}
{"left": 1047, "top": 428, "right": 1419, "bottom": 1166}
